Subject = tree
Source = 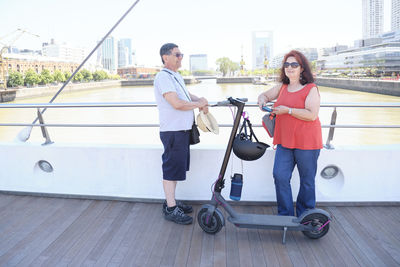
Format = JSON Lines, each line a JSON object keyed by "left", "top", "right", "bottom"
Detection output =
{"left": 178, "top": 69, "right": 191, "bottom": 76}
{"left": 7, "top": 71, "right": 24, "bottom": 87}
{"left": 39, "top": 69, "right": 54, "bottom": 85}
{"left": 72, "top": 71, "right": 84, "bottom": 82}
{"left": 80, "top": 69, "right": 93, "bottom": 82}
{"left": 93, "top": 70, "right": 108, "bottom": 81}
{"left": 216, "top": 57, "right": 231, "bottom": 77}
{"left": 24, "top": 69, "right": 40, "bottom": 86}
{"left": 64, "top": 71, "right": 72, "bottom": 80}
{"left": 53, "top": 70, "right": 65, "bottom": 83}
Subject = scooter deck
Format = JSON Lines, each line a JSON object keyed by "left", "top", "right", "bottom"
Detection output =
{"left": 228, "top": 213, "right": 304, "bottom": 231}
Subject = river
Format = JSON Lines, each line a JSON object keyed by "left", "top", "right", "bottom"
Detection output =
{"left": 1, "top": 79, "right": 399, "bottom": 146}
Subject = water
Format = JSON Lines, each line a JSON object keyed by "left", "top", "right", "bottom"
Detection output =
{"left": 1, "top": 79, "right": 400, "bottom": 146}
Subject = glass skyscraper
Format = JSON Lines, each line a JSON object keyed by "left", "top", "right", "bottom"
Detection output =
{"left": 362, "top": 0, "right": 384, "bottom": 38}
{"left": 252, "top": 31, "right": 273, "bottom": 70}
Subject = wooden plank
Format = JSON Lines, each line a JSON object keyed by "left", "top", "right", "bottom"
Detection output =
{"left": 37, "top": 200, "right": 109, "bottom": 266}
{"left": 0, "top": 196, "right": 57, "bottom": 256}
{"left": 92, "top": 202, "right": 141, "bottom": 266}
{"left": 257, "top": 206, "right": 280, "bottom": 267}
{"left": 368, "top": 206, "right": 400, "bottom": 242}
{"left": 212, "top": 207, "right": 226, "bottom": 267}
{"left": 144, "top": 209, "right": 175, "bottom": 266}
{"left": 13, "top": 199, "right": 92, "bottom": 266}
{"left": 235, "top": 206, "right": 254, "bottom": 267}
{"left": 81, "top": 201, "right": 132, "bottom": 264}
{"left": 128, "top": 203, "right": 174, "bottom": 267}
{"left": 310, "top": 207, "right": 360, "bottom": 267}
{"left": 327, "top": 207, "right": 378, "bottom": 267}
{"left": 66, "top": 201, "right": 129, "bottom": 266}
{"left": 173, "top": 206, "right": 196, "bottom": 267}
{"left": 347, "top": 206, "right": 400, "bottom": 265}
{"left": 224, "top": 206, "right": 240, "bottom": 267}
{"left": 185, "top": 206, "right": 203, "bottom": 266}
{"left": 246, "top": 206, "right": 266, "bottom": 267}
{"left": 107, "top": 203, "right": 154, "bottom": 266}
{"left": 119, "top": 203, "right": 161, "bottom": 266}
{"left": 0, "top": 197, "right": 68, "bottom": 265}
{"left": 199, "top": 216, "right": 215, "bottom": 267}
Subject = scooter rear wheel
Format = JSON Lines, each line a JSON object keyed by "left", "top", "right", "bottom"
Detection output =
{"left": 301, "top": 213, "right": 330, "bottom": 239}
{"left": 197, "top": 207, "right": 223, "bottom": 234}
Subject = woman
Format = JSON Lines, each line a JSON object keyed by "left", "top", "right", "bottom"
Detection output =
{"left": 257, "top": 50, "right": 323, "bottom": 217}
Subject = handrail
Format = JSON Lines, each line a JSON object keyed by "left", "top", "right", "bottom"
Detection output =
{"left": 1, "top": 101, "right": 399, "bottom": 148}
{"left": 1, "top": 102, "right": 400, "bottom": 108}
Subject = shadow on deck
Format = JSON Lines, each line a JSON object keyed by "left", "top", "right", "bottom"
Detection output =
{"left": 0, "top": 194, "right": 399, "bottom": 266}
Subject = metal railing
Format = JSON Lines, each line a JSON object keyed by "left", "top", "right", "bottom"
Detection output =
{"left": 1, "top": 102, "right": 399, "bottom": 148}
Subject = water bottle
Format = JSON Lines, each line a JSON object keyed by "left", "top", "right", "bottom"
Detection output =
{"left": 229, "top": 173, "right": 243, "bottom": 201}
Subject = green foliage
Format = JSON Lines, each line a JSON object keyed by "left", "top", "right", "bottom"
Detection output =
{"left": 192, "top": 70, "right": 216, "bottom": 76}
{"left": 53, "top": 70, "right": 65, "bottom": 83}
{"left": 109, "top": 74, "right": 120, "bottom": 80}
{"left": 24, "top": 69, "right": 40, "bottom": 86}
{"left": 93, "top": 70, "right": 109, "bottom": 81}
{"left": 64, "top": 71, "right": 72, "bottom": 80}
{"left": 216, "top": 57, "right": 239, "bottom": 76}
{"left": 7, "top": 71, "right": 24, "bottom": 87}
{"left": 178, "top": 69, "right": 191, "bottom": 76}
{"left": 80, "top": 69, "right": 93, "bottom": 82}
{"left": 72, "top": 71, "right": 84, "bottom": 82}
{"left": 39, "top": 69, "right": 54, "bottom": 85}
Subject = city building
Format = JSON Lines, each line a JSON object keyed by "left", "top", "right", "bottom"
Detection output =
{"left": 189, "top": 54, "right": 208, "bottom": 72}
{"left": 98, "top": 36, "right": 118, "bottom": 73}
{"left": 321, "top": 45, "right": 349, "bottom": 56}
{"left": 118, "top": 38, "right": 133, "bottom": 68}
{"left": 3, "top": 53, "right": 79, "bottom": 75}
{"left": 42, "top": 39, "right": 86, "bottom": 63}
{"left": 392, "top": 0, "right": 400, "bottom": 31}
{"left": 294, "top": 48, "right": 318, "bottom": 62}
{"left": 252, "top": 31, "right": 273, "bottom": 70}
{"left": 117, "top": 66, "right": 160, "bottom": 79}
{"left": 362, "top": 0, "right": 384, "bottom": 38}
{"left": 316, "top": 42, "right": 400, "bottom": 74}
{"left": 270, "top": 54, "right": 284, "bottom": 69}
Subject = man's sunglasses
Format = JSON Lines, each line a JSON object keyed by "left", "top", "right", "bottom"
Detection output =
{"left": 170, "top": 53, "right": 184, "bottom": 58}
{"left": 283, "top": 62, "right": 300, "bottom": 68}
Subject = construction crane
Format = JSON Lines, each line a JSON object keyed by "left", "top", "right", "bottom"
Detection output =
{"left": 0, "top": 28, "right": 40, "bottom": 89}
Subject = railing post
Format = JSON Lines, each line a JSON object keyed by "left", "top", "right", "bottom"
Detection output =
{"left": 37, "top": 108, "right": 53, "bottom": 146}
{"left": 324, "top": 107, "right": 337, "bottom": 149}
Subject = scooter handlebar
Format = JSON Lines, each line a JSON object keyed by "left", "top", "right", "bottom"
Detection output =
{"left": 214, "top": 97, "right": 248, "bottom": 106}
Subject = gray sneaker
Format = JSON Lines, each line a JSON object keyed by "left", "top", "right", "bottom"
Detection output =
{"left": 164, "top": 206, "right": 193, "bottom": 225}
{"left": 163, "top": 201, "right": 193, "bottom": 214}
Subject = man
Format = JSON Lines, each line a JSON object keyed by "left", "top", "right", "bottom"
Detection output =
{"left": 154, "top": 43, "right": 209, "bottom": 224}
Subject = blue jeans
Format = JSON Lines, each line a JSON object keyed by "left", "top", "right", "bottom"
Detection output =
{"left": 273, "top": 145, "right": 320, "bottom": 217}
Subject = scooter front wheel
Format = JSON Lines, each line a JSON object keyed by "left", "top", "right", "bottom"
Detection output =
{"left": 301, "top": 212, "right": 330, "bottom": 239}
{"left": 197, "top": 207, "right": 224, "bottom": 234}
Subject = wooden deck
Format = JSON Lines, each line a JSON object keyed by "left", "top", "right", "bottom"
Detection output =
{"left": 0, "top": 194, "right": 399, "bottom": 267}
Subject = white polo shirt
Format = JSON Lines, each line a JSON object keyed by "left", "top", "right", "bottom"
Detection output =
{"left": 154, "top": 68, "right": 194, "bottom": 132}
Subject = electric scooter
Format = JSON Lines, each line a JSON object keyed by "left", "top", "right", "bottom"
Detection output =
{"left": 197, "top": 97, "right": 331, "bottom": 244}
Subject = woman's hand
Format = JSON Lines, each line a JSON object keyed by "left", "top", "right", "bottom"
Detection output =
{"left": 272, "top": 105, "right": 290, "bottom": 115}
{"left": 257, "top": 94, "right": 269, "bottom": 110}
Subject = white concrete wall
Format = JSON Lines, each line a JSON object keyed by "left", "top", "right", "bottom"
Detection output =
{"left": 0, "top": 142, "right": 399, "bottom": 202}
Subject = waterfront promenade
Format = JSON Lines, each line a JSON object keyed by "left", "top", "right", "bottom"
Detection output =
{"left": 0, "top": 194, "right": 399, "bottom": 266}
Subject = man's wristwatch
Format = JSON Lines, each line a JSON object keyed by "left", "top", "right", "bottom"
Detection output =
{"left": 288, "top": 108, "right": 292, "bottom": 115}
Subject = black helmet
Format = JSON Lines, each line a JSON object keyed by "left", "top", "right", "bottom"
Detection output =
{"left": 233, "top": 117, "right": 269, "bottom": 161}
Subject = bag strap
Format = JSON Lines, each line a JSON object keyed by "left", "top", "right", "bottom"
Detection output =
{"left": 238, "top": 117, "right": 260, "bottom": 143}
{"left": 162, "top": 69, "right": 191, "bottom": 102}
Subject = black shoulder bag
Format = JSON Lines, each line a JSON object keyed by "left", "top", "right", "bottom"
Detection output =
{"left": 162, "top": 70, "right": 200, "bottom": 145}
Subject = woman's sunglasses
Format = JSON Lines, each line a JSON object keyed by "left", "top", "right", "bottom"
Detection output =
{"left": 283, "top": 62, "right": 300, "bottom": 68}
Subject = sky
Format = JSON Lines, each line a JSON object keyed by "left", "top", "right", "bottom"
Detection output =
{"left": 0, "top": 0, "right": 393, "bottom": 70}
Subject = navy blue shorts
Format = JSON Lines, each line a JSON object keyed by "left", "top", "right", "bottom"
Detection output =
{"left": 160, "top": 131, "right": 190, "bottom": 181}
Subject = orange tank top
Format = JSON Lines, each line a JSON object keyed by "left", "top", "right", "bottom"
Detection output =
{"left": 273, "top": 83, "right": 323, "bottom": 150}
